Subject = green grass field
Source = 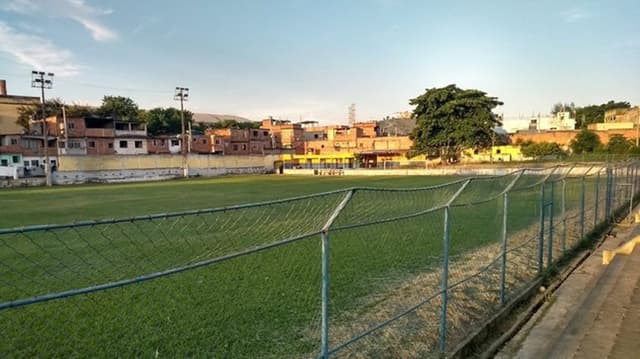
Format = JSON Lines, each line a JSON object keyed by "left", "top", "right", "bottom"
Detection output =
{"left": 0, "top": 173, "right": 600, "bottom": 357}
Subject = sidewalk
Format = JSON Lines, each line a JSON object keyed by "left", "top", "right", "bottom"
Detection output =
{"left": 496, "top": 222, "right": 640, "bottom": 359}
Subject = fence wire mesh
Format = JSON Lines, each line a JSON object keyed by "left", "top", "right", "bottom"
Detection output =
{"left": 1, "top": 162, "right": 638, "bottom": 358}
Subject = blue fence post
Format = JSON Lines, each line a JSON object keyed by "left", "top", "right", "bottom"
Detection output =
{"left": 440, "top": 206, "right": 451, "bottom": 353}
{"left": 611, "top": 167, "right": 617, "bottom": 217}
{"left": 547, "top": 181, "right": 555, "bottom": 267}
{"left": 561, "top": 179, "right": 567, "bottom": 255}
{"left": 319, "top": 190, "right": 354, "bottom": 359}
{"left": 605, "top": 167, "right": 612, "bottom": 220}
{"left": 580, "top": 176, "right": 585, "bottom": 240}
{"left": 538, "top": 182, "right": 545, "bottom": 273}
{"left": 500, "top": 191, "right": 509, "bottom": 306}
{"left": 594, "top": 172, "right": 600, "bottom": 228}
{"left": 630, "top": 164, "right": 635, "bottom": 218}
{"left": 320, "top": 231, "right": 330, "bottom": 359}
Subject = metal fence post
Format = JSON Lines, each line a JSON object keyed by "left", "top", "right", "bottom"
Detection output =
{"left": 319, "top": 190, "right": 354, "bottom": 359}
{"left": 500, "top": 192, "right": 508, "bottom": 306}
{"left": 440, "top": 206, "right": 451, "bottom": 353}
{"left": 438, "top": 179, "right": 471, "bottom": 354}
{"left": 320, "top": 231, "right": 330, "bottom": 359}
{"left": 594, "top": 172, "right": 600, "bottom": 228}
{"left": 605, "top": 167, "right": 612, "bottom": 220}
{"left": 630, "top": 165, "right": 635, "bottom": 218}
{"left": 538, "top": 182, "right": 545, "bottom": 273}
{"left": 547, "top": 181, "right": 555, "bottom": 267}
{"left": 561, "top": 179, "right": 567, "bottom": 255}
{"left": 580, "top": 176, "right": 585, "bottom": 240}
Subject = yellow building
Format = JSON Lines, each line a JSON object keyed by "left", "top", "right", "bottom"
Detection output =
{"left": 462, "top": 145, "right": 529, "bottom": 162}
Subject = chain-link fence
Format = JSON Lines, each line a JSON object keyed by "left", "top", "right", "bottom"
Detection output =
{"left": 1, "top": 162, "right": 638, "bottom": 357}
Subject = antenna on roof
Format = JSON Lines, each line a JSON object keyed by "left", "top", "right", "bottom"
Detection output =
{"left": 348, "top": 103, "right": 356, "bottom": 126}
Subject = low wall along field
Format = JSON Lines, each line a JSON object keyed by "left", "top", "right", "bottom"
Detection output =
{"left": 53, "top": 154, "right": 279, "bottom": 184}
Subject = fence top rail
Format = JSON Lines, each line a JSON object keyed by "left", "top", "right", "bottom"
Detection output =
{"left": 0, "top": 163, "right": 633, "bottom": 235}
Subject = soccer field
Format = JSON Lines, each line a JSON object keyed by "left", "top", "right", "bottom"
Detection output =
{"left": 0, "top": 171, "right": 606, "bottom": 357}
{"left": 0, "top": 175, "right": 457, "bottom": 228}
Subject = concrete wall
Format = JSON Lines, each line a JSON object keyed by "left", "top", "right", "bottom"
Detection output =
{"left": 0, "top": 176, "right": 45, "bottom": 188}
{"left": 48, "top": 154, "right": 280, "bottom": 185}
{"left": 283, "top": 165, "right": 601, "bottom": 177}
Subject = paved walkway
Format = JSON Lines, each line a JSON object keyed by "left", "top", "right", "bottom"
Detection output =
{"left": 496, "top": 223, "right": 640, "bottom": 359}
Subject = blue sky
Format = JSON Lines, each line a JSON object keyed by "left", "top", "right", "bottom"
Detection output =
{"left": 0, "top": 0, "right": 639, "bottom": 124}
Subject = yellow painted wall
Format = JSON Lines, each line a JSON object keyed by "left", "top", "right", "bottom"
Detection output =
{"left": 57, "top": 154, "right": 279, "bottom": 171}
{"left": 463, "top": 145, "right": 527, "bottom": 162}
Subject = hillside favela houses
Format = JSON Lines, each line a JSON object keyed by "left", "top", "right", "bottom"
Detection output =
{"left": 2, "top": 77, "right": 640, "bottom": 183}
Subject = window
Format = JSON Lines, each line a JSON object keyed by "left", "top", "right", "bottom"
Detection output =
{"left": 88, "top": 141, "right": 96, "bottom": 148}
{"left": 69, "top": 141, "right": 82, "bottom": 149}
{"left": 108, "top": 142, "right": 113, "bottom": 149}
{"left": 242, "top": 144, "right": 247, "bottom": 151}
{"left": 59, "top": 141, "right": 66, "bottom": 148}
{"left": 263, "top": 131, "right": 269, "bottom": 136}
{"left": 119, "top": 140, "right": 128, "bottom": 148}
{"left": 24, "top": 161, "right": 29, "bottom": 167}
{"left": 233, "top": 144, "right": 238, "bottom": 151}
{"left": 161, "top": 139, "right": 165, "bottom": 145}
{"left": 31, "top": 160, "right": 39, "bottom": 166}
{"left": 171, "top": 139, "right": 179, "bottom": 146}
{"left": 496, "top": 149, "right": 501, "bottom": 154}
{"left": 12, "top": 155, "right": 19, "bottom": 163}
{"left": 152, "top": 140, "right": 157, "bottom": 146}
{"left": 68, "top": 122, "right": 75, "bottom": 129}
{"left": 10, "top": 138, "right": 18, "bottom": 145}
{"left": 253, "top": 130, "right": 258, "bottom": 137}
{"left": 135, "top": 141, "right": 143, "bottom": 148}
{"left": 215, "top": 139, "right": 220, "bottom": 144}
{"left": 314, "top": 134, "right": 319, "bottom": 139}
{"left": 1, "top": 159, "right": 7, "bottom": 166}
{"left": 202, "top": 139, "right": 206, "bottom": 144}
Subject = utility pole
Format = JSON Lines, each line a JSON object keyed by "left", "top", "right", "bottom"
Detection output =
{"left": 174, "top": 87, "right": 190, "bottom": 178}
{"left": 31, "top": 71, "right": 54, "bottom": 187}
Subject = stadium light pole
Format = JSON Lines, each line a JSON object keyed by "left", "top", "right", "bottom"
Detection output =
{"left": 174, "top": 87, "right": 189, "bottom": 178}
{"left": 32, "top": 71, "right": 54, "bottom": 187}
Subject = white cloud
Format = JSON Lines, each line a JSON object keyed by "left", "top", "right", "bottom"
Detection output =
{"left": 3, "top": 0, "right": 117, "bottom": 41}
{"left": 0, "top": 21, "right": 82, "bottom": 76}
{"left": 561, "top": 8, "right": 591, "bottom": 23}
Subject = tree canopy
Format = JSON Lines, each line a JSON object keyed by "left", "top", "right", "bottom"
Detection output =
{"left": 551, "top": 102, "right": 576, "bottom": 115}
{"left": 139, "top": 107, "right": 193, "bottom": 136}
{"left": 605, "top": 134, "right": 635, "bottom": 154}
{"left": 570, "top": 129, "right": 601, "bottom": 154}
{"left": 519, "top": 140, "right": 565, "bottom": 159}
{"left": 409, "top": 84, "right": 503, "bottom": 159}
{"left": 574, "top": 101, "right": 631, "bottom": 129}
{"left": 97, "top": 96, "right": 139, "bottom": 121}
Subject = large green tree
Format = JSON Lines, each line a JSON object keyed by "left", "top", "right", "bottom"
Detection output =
{"left": 605, "top": 134, "right": 633, "bottom": 154}
{"left": 570, "top": 129, "right": 601, "bottom": 154}
{"left": 520, "top": 140, "right": 565, "bottom": 159}
{"left": 16, "top": 98, "right": 65, "bottom": 132}
{"left": 140, "top": 107, "right": 193, "bottom": 136}
{"left": 97, "top": 96, "right": 139, "bottom": 121}
{"left": 409, "top": 84, "right": 503, "bottom": 160}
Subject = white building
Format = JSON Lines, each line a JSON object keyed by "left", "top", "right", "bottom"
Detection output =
{"left": 529, "top": 111, "right": 576, "bottom": 131}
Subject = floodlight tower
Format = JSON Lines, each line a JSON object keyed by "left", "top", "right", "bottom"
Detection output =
{"left": 174, "top": 87, "right": 189, "bottom": 177}
{"left": 31, "top": 71, "right": 54, "bottom": 187}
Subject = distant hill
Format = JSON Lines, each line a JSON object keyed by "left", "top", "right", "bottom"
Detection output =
{"left": 378, "top": 117, "right": 416, "bottom": 136}
{"left": 193, "top": 113, "right": 250, "bottom": 124}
